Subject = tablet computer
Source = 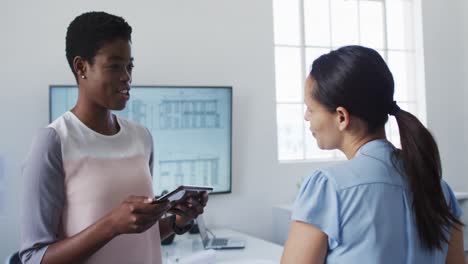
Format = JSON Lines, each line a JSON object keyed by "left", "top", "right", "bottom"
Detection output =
{"left": 155, "top": 185, "right": 213, "bottom": 203}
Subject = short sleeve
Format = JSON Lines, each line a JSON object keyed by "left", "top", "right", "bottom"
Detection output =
{"left": 441, "top": 180, "right": 463, "bottom": 219}
{"left": 292, "top": 171, "right": 341, "bottom": 249}
{"left": 19, "top": 128, "right": 65, "bottom": 264}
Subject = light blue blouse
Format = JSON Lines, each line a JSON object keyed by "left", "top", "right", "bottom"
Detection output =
{"left": 292, "top": 139, "right": 462, "bottom": 264}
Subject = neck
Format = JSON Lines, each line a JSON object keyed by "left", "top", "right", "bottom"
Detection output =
{"left": 340, "top": 130, "right": 386, "bottom": 159}
{"left": 71, "top": 97, "right": 119, "bottom": 136}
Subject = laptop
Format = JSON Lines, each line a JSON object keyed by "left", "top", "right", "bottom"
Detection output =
{"left": 197, "top": 216, "right": 246, "bottom": 249}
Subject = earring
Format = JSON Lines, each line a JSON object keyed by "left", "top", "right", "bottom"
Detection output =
{"left": 81, "top": 75, "right": 86, "bottom": 79}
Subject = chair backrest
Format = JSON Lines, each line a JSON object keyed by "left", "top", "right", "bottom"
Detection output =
{"left": 5, "top": 251, "right": 21, "bottom": 264}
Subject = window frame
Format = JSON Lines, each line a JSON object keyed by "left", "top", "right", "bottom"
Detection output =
{"left": 274, "top": 0, "right": 426, "bottom": 162}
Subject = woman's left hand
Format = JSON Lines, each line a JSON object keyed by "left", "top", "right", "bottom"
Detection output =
{"left": 169, "top": 191, "right": 209, "bottom": 227}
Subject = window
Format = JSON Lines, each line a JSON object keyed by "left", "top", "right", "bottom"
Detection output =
{"left": 273, "top": 0, "right": 425, "bottom": 161}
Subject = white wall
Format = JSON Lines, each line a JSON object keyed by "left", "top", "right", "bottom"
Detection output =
{"left": 1, "top": 0, "right": 467, "bottom": 261}
{"left": 421, "top": 0, "right": 468, "bottom": 191}
{"left": 461, "top": 0, "right": 468, "bottom": 169}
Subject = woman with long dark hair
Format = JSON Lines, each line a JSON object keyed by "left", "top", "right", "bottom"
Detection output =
{"left": 281, "top": 45, "right": 465, "bottom": 263}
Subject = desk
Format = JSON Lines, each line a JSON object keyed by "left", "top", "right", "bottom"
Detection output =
{"left": 162, "top": 228, "right": 283, "bottom": 263}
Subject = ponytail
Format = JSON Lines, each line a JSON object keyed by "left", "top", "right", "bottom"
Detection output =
{"left": 394, "top": 109, "right": 462, "bottom": 250}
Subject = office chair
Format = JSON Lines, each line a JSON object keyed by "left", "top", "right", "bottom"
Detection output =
{"left": 5, "top": 251, "right": 21, "bottom": 264}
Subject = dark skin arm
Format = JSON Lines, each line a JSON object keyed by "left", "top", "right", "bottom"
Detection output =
{"left": 158, "top": 191, "right": 209, "bottom": 240}
{"left": 42, "top": 196, "right": 170, "bottom": 264}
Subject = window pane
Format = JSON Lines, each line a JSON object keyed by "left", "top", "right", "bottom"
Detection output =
{"left": 304, "top": 0, "right": 331, "bottom": 46}
{"left": 385, "top": 116, "right": 401, "bottom": 148}
{"left": 330, "top": 0, "right": 359, "bottom": 47}
{"left": 376, "top": 49, "right": 387, "bottom": 61}
{"left": 275, "top": 47, "right": 303, "bottom": 102}
{"left": 359, "top": 1, "right": 384, "bottom": 49}
{"left": 387, "top": 51, "right": 416, "bottom": 101}
{"left": 273, "top": 0, "right": 424, "bottom": 162}
{"left": 277, "top": 104, "right": 305, "bottom": 160}
{"left": 399, "top": 101, "right": 418, "bottom": 117}
{"left": 305, "top": 48, "right": 330, "bottom": 75}
{"left": 386, "top": 0, "right": 414, "bottom": 50}
{"left": 273, "top": 0, "right": 301, "bottom": 45}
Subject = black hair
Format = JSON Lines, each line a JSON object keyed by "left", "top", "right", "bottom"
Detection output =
{"left": 65, "top": 11, "right": 132, "bottom": 80}
{"left": 310, "top": 45, "right": 462, "bottom": 250}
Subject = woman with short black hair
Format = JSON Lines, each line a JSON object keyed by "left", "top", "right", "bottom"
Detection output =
{"left": 20, "top": 12, "right": 207, "bottom": 264}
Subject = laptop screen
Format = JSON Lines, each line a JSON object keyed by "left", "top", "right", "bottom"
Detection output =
{"left": 197, "top": 216, "right": 210, "bottom": 245}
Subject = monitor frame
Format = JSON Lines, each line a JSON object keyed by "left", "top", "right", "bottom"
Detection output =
{"left": 49, "top": 84, "right": 233, "bottom": 195}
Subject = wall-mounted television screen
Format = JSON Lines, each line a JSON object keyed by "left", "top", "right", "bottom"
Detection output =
{"left": 50, "top": 85, "right": 232, "bottom": 195}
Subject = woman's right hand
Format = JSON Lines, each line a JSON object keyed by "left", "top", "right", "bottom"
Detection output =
{"left": 106, "top": 195, "right": 171, "bottom": 237}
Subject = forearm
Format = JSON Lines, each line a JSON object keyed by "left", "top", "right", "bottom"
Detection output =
{"left": 42, "top": 216, "right": 116, "bottom": 264}
{"left": 446, "top": 223, "right": 466, "bottom": 264}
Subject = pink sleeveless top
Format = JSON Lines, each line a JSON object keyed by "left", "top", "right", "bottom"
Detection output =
{"left": 53, "top": 112, "right": 162, "bottom": 264}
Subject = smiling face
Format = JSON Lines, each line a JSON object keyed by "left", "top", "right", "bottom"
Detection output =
{"left": 303, "top": 75, "right": 342, "bottom": 150}
{"left": 77, "top": 38, "right": 133, "bottom": 111}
